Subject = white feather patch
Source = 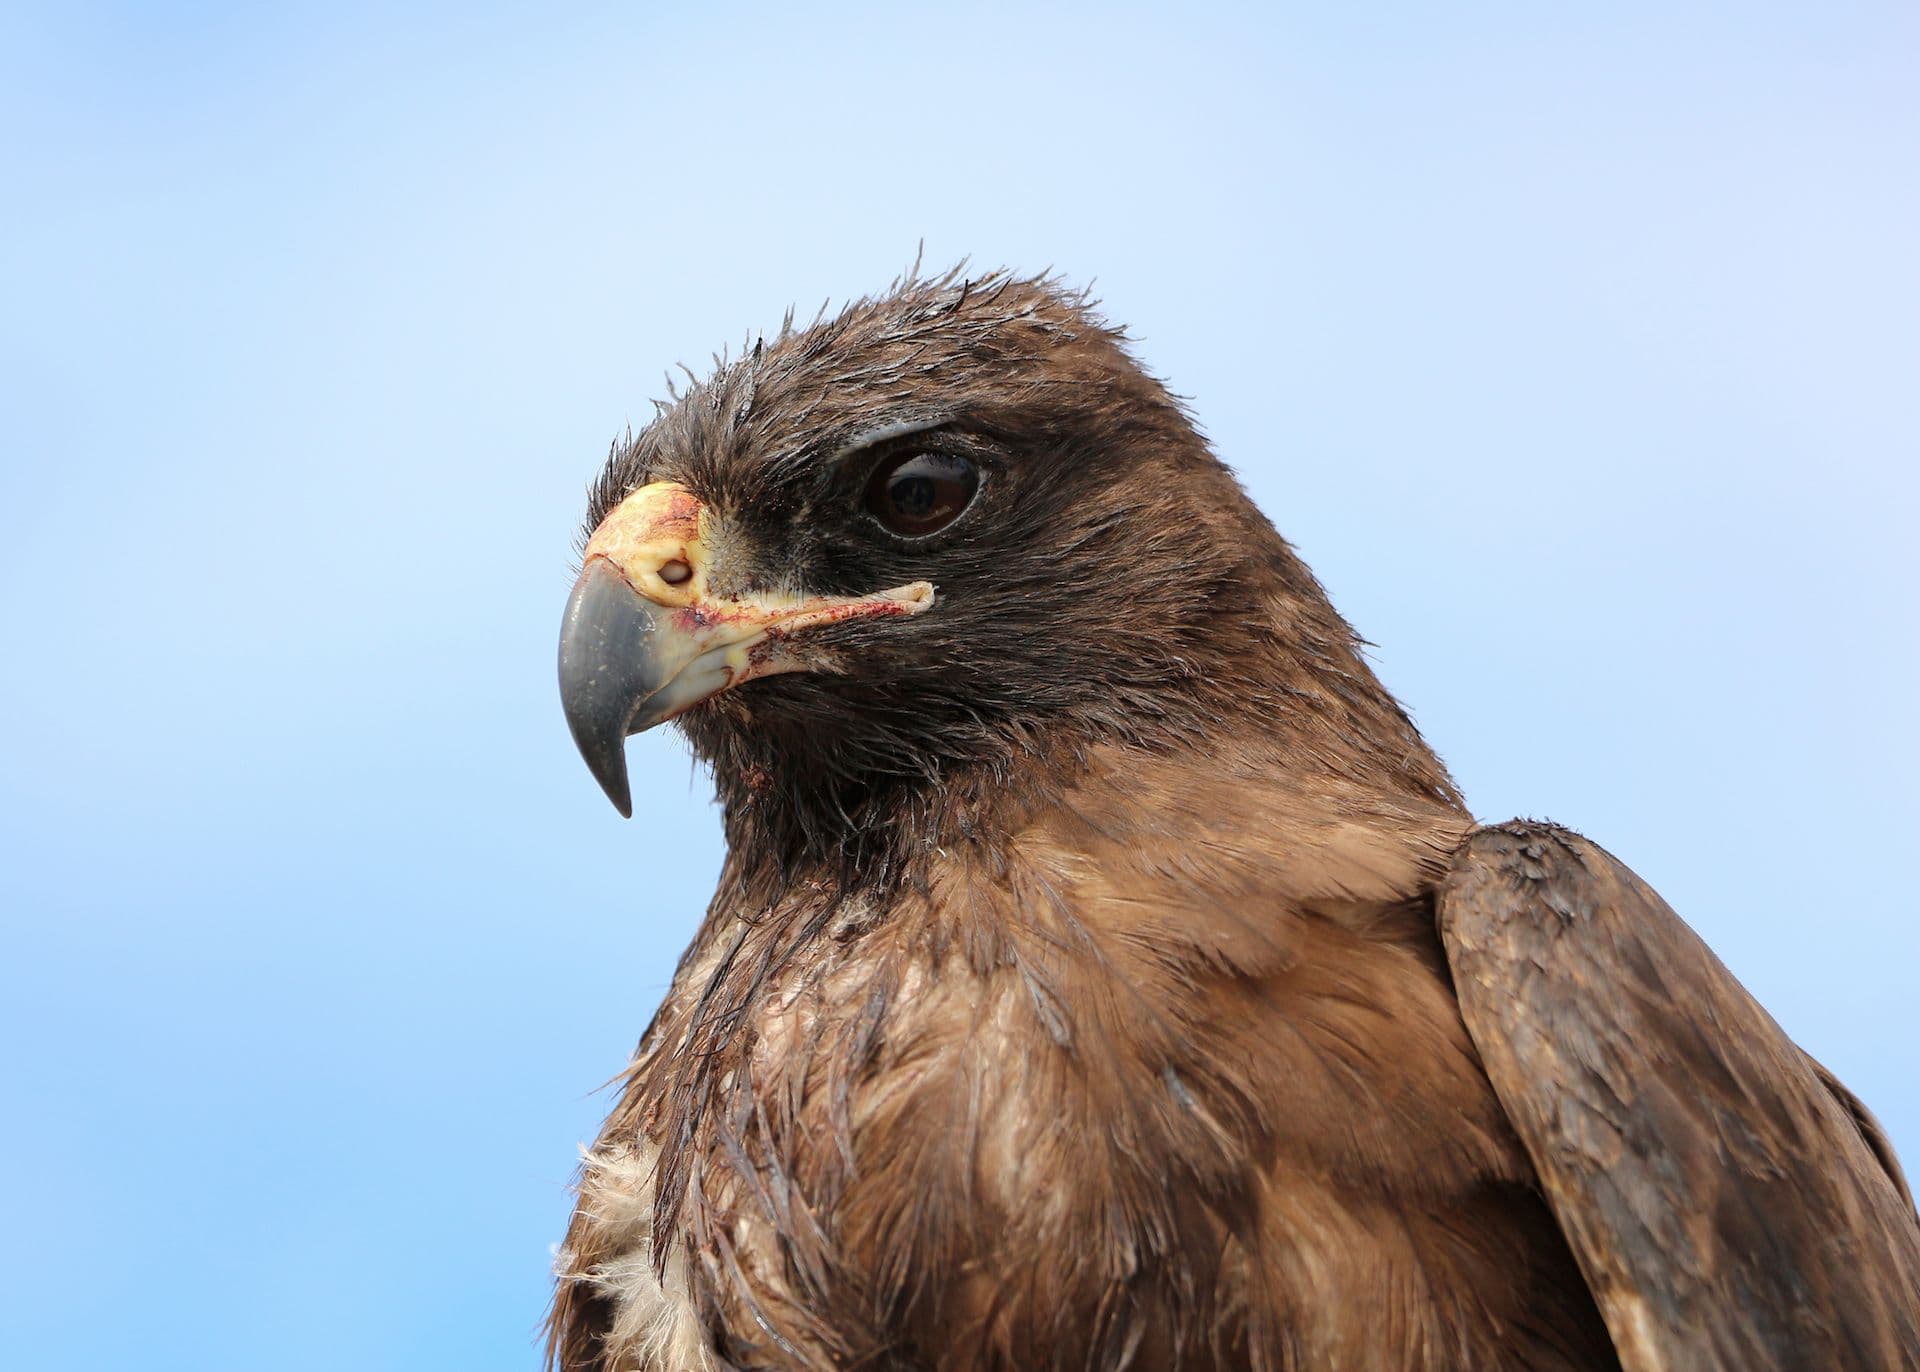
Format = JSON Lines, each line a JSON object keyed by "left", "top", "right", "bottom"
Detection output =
{"left": 563, "top": 1142, "right": 719, "bottom": 1372}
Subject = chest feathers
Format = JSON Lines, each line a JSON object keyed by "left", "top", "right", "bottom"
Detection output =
{"left": 551, "top": 754, "right": 1613, "bottom": 1371}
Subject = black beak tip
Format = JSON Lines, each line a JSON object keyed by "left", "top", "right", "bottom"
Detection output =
{"left": 602, "top": 767, "right": 635, "bottom": 820}
{"left": 559, "top": 691, "right": 636, "bottom": 818}
{"left": 575, "top": 728, "right": 635, "bottom": 819}
{"left": 559, "top": 559, "right": 667, "bottom": 819}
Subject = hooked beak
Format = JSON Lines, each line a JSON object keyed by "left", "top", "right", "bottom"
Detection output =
{"left": 557, "top": 481, "right": 934, "bottom": 816}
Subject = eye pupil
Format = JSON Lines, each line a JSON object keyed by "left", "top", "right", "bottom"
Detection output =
{"left": 894, "top": 475, "right": 937, "bottom": 517}
{"left": 864, "top": 451, "right": 979, "bottom": 537}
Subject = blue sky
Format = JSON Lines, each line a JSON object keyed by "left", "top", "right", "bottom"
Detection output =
{"left": 2, "top": 3, "right": 1914, "bottom": 1367}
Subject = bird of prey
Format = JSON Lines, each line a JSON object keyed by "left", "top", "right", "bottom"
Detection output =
{"left": 549, "top": 269, "right": 1920, "bottom": 1372}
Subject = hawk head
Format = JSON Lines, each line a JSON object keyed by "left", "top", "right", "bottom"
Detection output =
{"left": 558, "top": 270, "right": 1445, "bottom": 867}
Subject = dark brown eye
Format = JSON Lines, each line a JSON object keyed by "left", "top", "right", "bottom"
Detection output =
{"left": 862, "top": 451, "right": 980, "bottom": 538}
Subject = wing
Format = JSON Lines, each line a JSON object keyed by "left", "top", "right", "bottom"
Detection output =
{"left": 1437, "top": 821, "right": 1920, "bottom": 1372}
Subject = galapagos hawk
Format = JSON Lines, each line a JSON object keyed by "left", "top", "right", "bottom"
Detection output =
{"left": 549, "top": 270, "right": 1920, "bottom": 1371}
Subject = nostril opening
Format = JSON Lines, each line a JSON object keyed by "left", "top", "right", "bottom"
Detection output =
{"left": 658, "top": 558, "right": 693, "bottom": 586}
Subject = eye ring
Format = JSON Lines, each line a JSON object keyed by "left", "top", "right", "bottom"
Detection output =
{"left": 861, "top": 451, "right": 981, "bottom": 539}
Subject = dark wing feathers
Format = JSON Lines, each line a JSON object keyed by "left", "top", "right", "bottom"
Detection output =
{"left": 1438, "top": 821, "right": 1920, "bottom": 1371}
{"left": 1807, "top": 1052, "right": 1916, "bottom": 1211}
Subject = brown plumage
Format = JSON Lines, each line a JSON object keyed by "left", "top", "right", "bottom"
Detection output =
{"left": 549, "top": 268, "right": 1920, "bottom": 1371}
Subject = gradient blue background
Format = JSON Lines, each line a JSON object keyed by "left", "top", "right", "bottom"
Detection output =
{"left": 3, "top": 4, "right": 1914, "bottom": 1367}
